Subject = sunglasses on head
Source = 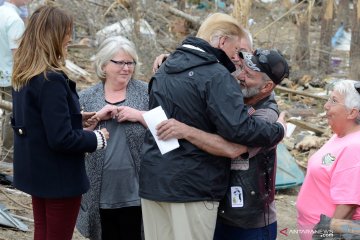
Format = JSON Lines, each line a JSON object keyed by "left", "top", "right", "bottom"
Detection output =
{"left": 253, "top": 49, "right": 273, "bottom": 74}
{"left": 254, "top": 49, "right": 269, "bottom": 64}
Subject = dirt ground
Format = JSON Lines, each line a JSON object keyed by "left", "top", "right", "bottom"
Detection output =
{"left": 0, "top": 0, "right": 352, "bottom": 239}
{"left": 0, "top": 173, "right": 301, "bottom": 240}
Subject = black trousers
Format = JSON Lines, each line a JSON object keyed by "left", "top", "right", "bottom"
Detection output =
{"left": 100, "top": 206, "right": 142, "bottom": 240}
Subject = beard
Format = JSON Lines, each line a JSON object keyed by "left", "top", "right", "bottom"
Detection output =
{"left": 241, "top": 85, "right": 261, "bottom": 98}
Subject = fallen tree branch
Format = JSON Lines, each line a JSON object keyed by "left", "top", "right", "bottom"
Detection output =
{"left": 161, "top": 3, "right": 201, "bottom": 29}
{"left": 0, "top": 187, "right": 32, "bottom": 210}
{"left": 254, "top": 1, "right": 305, "bottom": 37}
{"left": 0, "top": 99, "right": 12, "bottom": 111}
{"left": 276, "top": 85, "right": 328, "bottom": 100}
{"left": 288, "top": 118, "right": 327, "bottom": 136}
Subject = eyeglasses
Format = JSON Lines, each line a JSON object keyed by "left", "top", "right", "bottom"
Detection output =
{"left": 355, "top": 82, "right": 360, "bottom": 95}
{"left": 327, "top": 96, "right": 346, "bottom": 106}
{"left": 110, "top": 60, "right": 136, "bottom": 68}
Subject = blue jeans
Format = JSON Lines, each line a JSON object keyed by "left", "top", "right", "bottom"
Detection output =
{"left": 213, "top": 221, "right": 277, "bottom": 240}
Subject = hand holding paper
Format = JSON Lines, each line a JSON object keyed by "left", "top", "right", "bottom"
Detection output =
{"left": 142, "top": 106, "right": 180, "bottom": 154}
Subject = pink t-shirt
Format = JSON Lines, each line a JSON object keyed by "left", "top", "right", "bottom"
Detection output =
{"left": 296, "top": 130, "right": 360, "bottom": 239}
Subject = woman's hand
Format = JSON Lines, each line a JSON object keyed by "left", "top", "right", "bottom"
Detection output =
{"left": 114, "top": 106, "right": 141, "bottom": 123}
{"left": 277, "top": 111, "right": 288, "bottom": 135}
{"left": 82, "top": 111, "right": 96, "bottom": 127}
{"left": 96, "top": 104, "right": 117, "bottom": 121}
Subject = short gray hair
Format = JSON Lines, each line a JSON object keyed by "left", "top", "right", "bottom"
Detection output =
{"left": 333, "top": 79, "right": 360, "bottom": 124}
{"left": 94, "top": 36, "right": 138, "bottom": 82}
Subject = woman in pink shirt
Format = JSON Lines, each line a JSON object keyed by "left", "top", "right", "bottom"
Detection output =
{"left": 296, "top": 80, "right": 360, "bottom": 239}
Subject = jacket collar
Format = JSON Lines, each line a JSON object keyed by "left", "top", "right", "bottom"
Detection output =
{"left": 181, "top": 36, "right": 236, "bottom": 73}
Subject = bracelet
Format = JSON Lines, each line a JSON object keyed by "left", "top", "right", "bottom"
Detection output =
{"left": 94, "top": 130, "right": 107, "bottom": 150}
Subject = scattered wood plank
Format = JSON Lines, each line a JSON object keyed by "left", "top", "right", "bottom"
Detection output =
{"left": 276, "top": 85, "right": 328, "bottom": 100}
{"left": 288, "top": 118, "right": 327, "bottom": 136}
{"left": 65, "top": 60, "right": 91, "bottom": 78}
{"left": 0, "top": 99, "right": 12, "bottom": 111}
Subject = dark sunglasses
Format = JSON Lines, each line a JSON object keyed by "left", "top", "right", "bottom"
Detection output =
{"left": 355, "top": 82, "right": 360, "bottom": 95}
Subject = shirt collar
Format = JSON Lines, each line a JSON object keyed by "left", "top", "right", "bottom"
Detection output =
{"left": 4, "top": 2, "right": 22, "bottom": 15}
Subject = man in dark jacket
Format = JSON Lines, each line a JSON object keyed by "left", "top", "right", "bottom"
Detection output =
{"left": 139, "top": 13, "right": 287, "bottom": 240}
{"left": 156, "top": 49, "right": 289, "bottom": 240}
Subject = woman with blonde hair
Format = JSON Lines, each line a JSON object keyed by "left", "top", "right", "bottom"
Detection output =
{"left": 11, "top": 5, "right": 108, "bottom": 240}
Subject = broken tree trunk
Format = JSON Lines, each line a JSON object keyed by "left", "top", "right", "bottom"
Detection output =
{"left": 294, "top": 1, "right": 313, "bottom": 70}
{"left": 232, "top": 0, "right": 252, "bottom": 29}
{"left": 318, "top": 0, "right": 334, "bottom": 74}
{"left": 337, "top": 0, "right": 350, "bottom": 30}
{"left": 349, "top": 0, "right": 360, "bottom": 80}
{"left": 132, "top": 0, "right": 141, "bottom": 40}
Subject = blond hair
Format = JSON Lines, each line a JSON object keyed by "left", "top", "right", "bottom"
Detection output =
{"left": 196, "top": 13, "right": 247, "bottom": 45}
{"left": 12, "top": 6, "right": 73, "bottom": 91}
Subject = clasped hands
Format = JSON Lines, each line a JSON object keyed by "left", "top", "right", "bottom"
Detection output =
{"left": 82, "top": 104, "right": 142, "bottom": 130}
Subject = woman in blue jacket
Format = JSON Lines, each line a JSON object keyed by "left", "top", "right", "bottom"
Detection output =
{"left": 11, "top": 6, "right": 109, "bottom": 240}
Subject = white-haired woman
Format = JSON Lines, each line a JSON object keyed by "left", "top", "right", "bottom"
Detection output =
{"left": 76, "top": 36, "right": 148, "bottom": 240}
{"left": 296, "top": 80, "right": 360, "bottom": 239}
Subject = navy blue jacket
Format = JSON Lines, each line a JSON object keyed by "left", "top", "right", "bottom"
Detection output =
{"left": 139, "top": 37, "right": 284, "bottom": 202}
{"left": 12, "top": 71, "right": 97, "bottom": 198}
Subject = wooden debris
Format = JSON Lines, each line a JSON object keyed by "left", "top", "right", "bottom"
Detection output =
{"left": 169, "top": 19, "right": 189, "bottom": 38}
{"left": 0, "top": 99, "right": 12, "bottom": 111}
{"left": 295, "top": 135, "right": 327, "bottom": 151}
{"left": 162, "top": 3, "right": 201, "bottom": 29}
{"left": 288, "top": 118, "right": 327, "bottom": 136}
{"left": 276, "top": 85, "right": 327, "bottom": 100}
{"left": 65, "top": 60, "right": 91, "bottom": 78}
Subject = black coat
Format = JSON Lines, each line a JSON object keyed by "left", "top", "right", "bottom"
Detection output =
{"left": 12, "top": 71, "right": 97, "bottom": 198}
{"left": 139, "top": 37, "right": 284, "bottom": 202}
{"left": 218, "top": 94, "right": 279, "bottom": 227}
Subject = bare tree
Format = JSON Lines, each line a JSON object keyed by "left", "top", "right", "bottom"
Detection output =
{"left": 337, "top": 0, "right": 350, "bottom": 30}
{"left": 131, "top": 0, "right": 141, "bottom": 40}
{"left": 294, "top": 1, "right": 314, "bottom": 70}
{"left": 318, "top": 0, "right": 334, "bottom": 74}
{"left": 349, "top": 0, "right": 360, "bottom": 80}
{"left": 232, "top": 0, "right": 252, "bottom": 29}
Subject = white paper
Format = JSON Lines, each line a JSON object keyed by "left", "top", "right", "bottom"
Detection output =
{"left": 286, "top": 123, "right": 296, "bottom": 138}
{"left": 142, "top": 106, "right": 180, "bottom": 154}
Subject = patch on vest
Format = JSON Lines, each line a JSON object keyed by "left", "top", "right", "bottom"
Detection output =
{"left": 231, "top": 157, "right": 249, "bottom": 170}
{"left": 231, "top": 186, "right": 244, "bottom": 207}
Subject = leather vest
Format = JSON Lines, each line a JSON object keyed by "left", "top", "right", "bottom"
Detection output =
{"left": 218, "top": 94, "right": 279, "bottom": 227}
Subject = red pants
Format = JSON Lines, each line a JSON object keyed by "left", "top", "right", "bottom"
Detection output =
{"left": 32, "top": 195, "right": 81, "bottom": 240}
